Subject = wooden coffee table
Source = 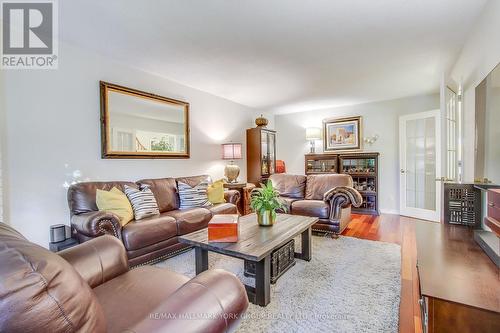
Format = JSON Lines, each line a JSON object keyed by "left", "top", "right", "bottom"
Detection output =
{"left": 179, "top": 213, "right": 318, "bottom": 306}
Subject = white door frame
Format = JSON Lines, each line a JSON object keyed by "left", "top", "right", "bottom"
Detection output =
{"left": 399, "top": 110, "right": 441, "bottom": 222}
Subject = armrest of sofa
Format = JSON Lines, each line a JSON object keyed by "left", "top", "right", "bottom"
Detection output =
{"left": 58, "top": 235, "right": 129, "bottom": 288}
{"left": 124, "top": 269, "right": 249, "bottom": 333}
{"left": 71, "top": 211, "right": 122, "bottom": 240}
{"left": 224, "top": 189, "right": 241, "bottom": 206}
{"left": 324, "top": 186, "right": 363, "bottom": 220}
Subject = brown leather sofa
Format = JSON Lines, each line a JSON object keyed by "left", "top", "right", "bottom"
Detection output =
{"left": 269, "top": 173, "right": 362, "bottom": 234}
{"left": 0, "top": 222, "right": 248, "bottom": 333}
{"left": 68, "top": 175, "right": 240, "bottom": 267}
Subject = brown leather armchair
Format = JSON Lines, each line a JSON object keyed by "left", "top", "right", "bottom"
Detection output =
{"left": 0, "top": 222, "right": 248, "bottom": 333}
{"left": 68, "top": 175, "right": 240, "bottom": 267}
{"left": 269, "top": 173, "right": 362, "bottom": 234}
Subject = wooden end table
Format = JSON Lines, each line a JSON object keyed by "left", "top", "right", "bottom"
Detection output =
{"left": 223, "top": 182, "right": 256, "bottom": 215}
{"left": 179, "top": 213, "right": 318, "bottom": 306}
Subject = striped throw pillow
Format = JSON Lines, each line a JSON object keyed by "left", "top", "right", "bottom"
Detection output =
{"left": 177, "top": 180, "right": 211, "bottom": 209}
{"left": 124, "top": 185, "right": 160, "bottom": 220}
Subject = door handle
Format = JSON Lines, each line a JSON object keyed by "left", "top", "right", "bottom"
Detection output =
{"left": 400, "top": 169, "right": 405, "bottom": 174}
{"left": 488, "top": 202, "right": 495, "bottom": 208}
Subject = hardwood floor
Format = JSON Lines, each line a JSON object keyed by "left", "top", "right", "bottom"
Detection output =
{"left": 341, "top": 214, "right": 424, "bottom": 333}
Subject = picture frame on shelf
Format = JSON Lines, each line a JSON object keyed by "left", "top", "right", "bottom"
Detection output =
{"left": 323, "top": 116, "right": 362, "bottom": 151}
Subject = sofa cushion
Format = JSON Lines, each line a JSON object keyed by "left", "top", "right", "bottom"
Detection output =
{"left": 291, "top": 200, "right": 330, "bottom": 219}
{"left": 124, "top": 185, "right": 160, "bottom": 220}
{"left": 207, "top": 179, "right": 225, "bottom": 204}
{"left": 305, "top": 174, "right": 353, "bottom": 200}
{"left": 68, "top": 181, "right": 137, "bottom": 215}
{"left": 209, "top": 203, "right": 238, "bottom": 215}
{"left": 96, "top": 187, "right": 134, "bottom": 226}
{"left": 164, "top": 208, "right": 212, "bottom": 235}
{"left": 269, "top": 174, "right": 307, "bottom": 199}
{"left": 176, "top": 175, "right": 212, "bottom": 187}
{"left": 94, "top": 266, "right": 189, "bottom": 333}
{"left": 121, "top": 214, "right": 177, "bottom": 251}
{"left": 136, "top": 178, "right": 179, "bottom": 213}
{"left": 177, "top": 180, "right": 211, "bottom": 209}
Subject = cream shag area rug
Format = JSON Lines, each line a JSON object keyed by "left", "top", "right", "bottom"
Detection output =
{"left": 155, "top": 235, "right": 401, "bottom": 333}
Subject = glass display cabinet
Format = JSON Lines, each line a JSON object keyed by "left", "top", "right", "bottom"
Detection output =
{"left": 305, "top": 152, "right": 379, "bottom": 215}
{"left": 247, "top": 127, "right": 276, "bottom": 185}
{"left": 305, "top": 154, "right": 338, "bottom": 174}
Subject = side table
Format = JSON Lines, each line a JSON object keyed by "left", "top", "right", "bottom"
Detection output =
{"left": 224, "top": 182, "right": 255, "bottom": 215}
{"left": 49, "top": 238, "right": 78, "bottom": 252}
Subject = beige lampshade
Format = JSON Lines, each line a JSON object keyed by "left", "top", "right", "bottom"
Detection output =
{"left": 222, "top": 143, "right": 242, "bottom": 160}
{"left": 305, "top": 127, "right": 322, "bottom": 140}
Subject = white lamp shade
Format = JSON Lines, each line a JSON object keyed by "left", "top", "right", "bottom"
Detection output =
{"left": 305, "top": 127, "right": 322, "bottom": 140}
{"left": 222, "top": 143, "right": 242, "bottom": 159}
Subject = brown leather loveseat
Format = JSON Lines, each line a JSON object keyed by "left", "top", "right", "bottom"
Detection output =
{"left": 68, "top": 175, "right": 240, "bottom": 266}
{"left": 269, "top": 173, "right": 362, "bottom": 234}
{"left": 0, "top": 222, "right": 248, "bottom": 333}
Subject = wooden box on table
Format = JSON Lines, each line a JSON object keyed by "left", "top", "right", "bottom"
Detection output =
{"left": 208, "top": 214, "right": 239, "bottom": 242}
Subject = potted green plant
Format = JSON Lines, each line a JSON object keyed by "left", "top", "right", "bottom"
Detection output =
{"left": 250, "top": 181, "right": 287, "bottom": 226}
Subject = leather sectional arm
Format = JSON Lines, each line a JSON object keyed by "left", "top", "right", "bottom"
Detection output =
{"left": 324, "top": 186, "right": 363, "bottom": 221}
{"left": 224, "top": 189, "right": 241, "bottom": 206}
{"left": 71, "top": 211, "right": 122, "bottom": 240}
{"left": 58, "top": 235, "right": 129, "bottom": 288}
{"left": 124, "top": 269, "right": 249, "bottom": 333}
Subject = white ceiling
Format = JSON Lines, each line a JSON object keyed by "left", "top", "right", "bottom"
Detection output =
{"left": 60, "top": 0, "right": 488, "bottom": 114}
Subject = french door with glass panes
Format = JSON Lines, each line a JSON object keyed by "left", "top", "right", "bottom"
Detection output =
{"left": 399, "top": 110, "right": 441, "bottom": 222}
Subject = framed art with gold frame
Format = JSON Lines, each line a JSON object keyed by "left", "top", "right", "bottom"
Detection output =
{"left": 323, "top": 116, "right": 362, "bottom": 151}
{"left": 100, "top": 81, "right": 190, "bottom": 159}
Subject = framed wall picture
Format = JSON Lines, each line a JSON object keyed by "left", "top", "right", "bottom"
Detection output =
{"left": 323, "top": 116, "right": 362, "bottom": 151}
{"left": 100, "top": 81, "right": 190, "bottom": 159}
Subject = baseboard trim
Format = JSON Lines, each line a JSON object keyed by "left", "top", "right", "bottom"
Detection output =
{"left": 379, "top": 209, "right": 400, "bottom": 215}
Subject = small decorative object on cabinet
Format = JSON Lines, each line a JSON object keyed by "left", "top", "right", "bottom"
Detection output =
{"left": 223, "top": 182, "right": 255, "bottom": 215}
{"left": 255, "top": 114, "right": 269, "bottom": 127}
{"left": 305, "top": 152, "right": 379, "bottom": 215}
{"left": 221, "top": 143, "right": 242, "bottom": 183}
{"left": 246, "top": 127, "right": 276, "bottom": 185}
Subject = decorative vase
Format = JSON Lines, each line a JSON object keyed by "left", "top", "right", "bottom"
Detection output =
{"left": 257, "top": 210, "right": 275, "bottom": 226}
{"left": 255, "top": 114, "right": 268, "bottom": 127}
{"left": 224, "top": 163, "right": 240, "bottom": 183}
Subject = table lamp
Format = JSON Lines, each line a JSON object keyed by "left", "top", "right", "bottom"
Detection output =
{"left": 306, "top": 127, "right": 322, "bottom": 153}
{"left": 222, "top": 143, "right": 242, "bottom": 183}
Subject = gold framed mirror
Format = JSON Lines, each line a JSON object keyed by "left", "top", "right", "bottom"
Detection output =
{"left": 100, "top": 81, "right": 190, "bottom": 159}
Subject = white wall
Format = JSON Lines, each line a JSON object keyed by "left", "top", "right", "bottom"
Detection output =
{"left": 275, "top": 93, "right": 440, "bottom": 214}
{"left": 1, "top": 42, "right": 259, "bottom": 247}
{"left": 450, "top": 0, "right": 500, "bottom": 181}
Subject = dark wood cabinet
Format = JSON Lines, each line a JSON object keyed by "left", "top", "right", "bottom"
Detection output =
{"left": 247, "top": 128, "right": 276, "bottom": 185}
{"left": 305, "top": 152, "right": 379, "bottom": 215}
{"left": 416, "top": 222, "right": 500, "bottom": 333}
